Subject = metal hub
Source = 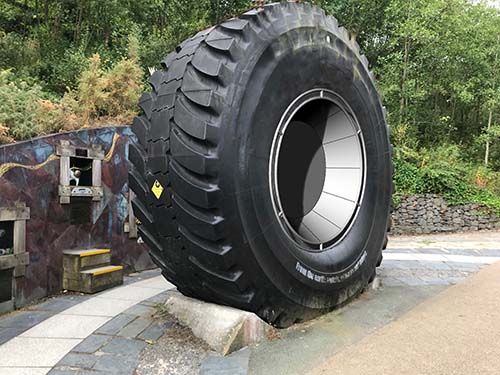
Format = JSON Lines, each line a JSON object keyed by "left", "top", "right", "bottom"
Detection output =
{"left": 269, "top": 89, "right": 366, "bottom": 250}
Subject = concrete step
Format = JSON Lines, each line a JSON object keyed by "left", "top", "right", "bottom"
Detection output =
{"left": 63, "top": 265, "right": 124, "bottom": 294}
{"left": 63, "top": 249, "right": 111, "bottom": 274}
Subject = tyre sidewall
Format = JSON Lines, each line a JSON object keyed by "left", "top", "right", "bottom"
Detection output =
{"left": 222, "top": 29, "right": 391, "bottom": 307}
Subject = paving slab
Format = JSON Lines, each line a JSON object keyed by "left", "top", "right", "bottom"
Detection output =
{"left": 0, "top": 275, "right": 173, "bottom": 375}
{"left": 57, "top": 352, "right": 98, "bottom": 368}
{"left": 0, "top": 310, "right": 53, "bottom": 329}
{"left": 98, "top": 285, "right": 166, "bottom": 302}
{"left": 71, "top": 334, "right": 112, "bottom": 353}
{"left": 61, "top": 297, "right": 138, "bottom": 317}
{"left": 138, "top": 321, "right": 173, "bottom": 342}
{"left": 201, "top": 348, "right": 251, "bottom": 375}
{"left": 0, "top": 337, "right": 81, "bottom": 367}
{"left": 95, "top": 314, "right": 137, "bottom": 335}
{"left": 0, "top": 327, "right": 23, "bottom": 345}
{"left": 21, "top": 314, "right": 110, "bottom": 339}
{"left": 123, "top": 304, "right": 155, "bottom": 317}
{"left": 118, "top": 317, "right": 153, "bottom": 338}
{"left": 93, "top": 353, "right": 139, "bottom": 374}
{"left": 27, "top": 296, "right": 89, "bottom": 312}
{"left": 3, "top": 368, "right": 50, "bottom": 375}
{"left": 100, "top": 337, "right": 147, "bottom": 355}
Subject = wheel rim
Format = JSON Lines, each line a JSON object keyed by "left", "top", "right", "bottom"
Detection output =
{"left": 269, "top": 89, "right": 366, "bottom": 251}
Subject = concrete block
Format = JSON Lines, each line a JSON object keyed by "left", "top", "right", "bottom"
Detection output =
{"left": 64, "top": 266, "right": 123, "bottom": 294}
{"left": 165, "top": 292, "right": 272, "bottom": 355}
{"left": 63, "top": 249, "right": 111, "bottom": 274}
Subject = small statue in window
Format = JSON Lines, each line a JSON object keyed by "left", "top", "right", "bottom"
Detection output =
{"left": 69, "top": 167, "right": 82, "bottom": 186}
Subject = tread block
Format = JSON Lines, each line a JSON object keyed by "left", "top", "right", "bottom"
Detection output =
{"left": 179, "top": 225, "right": 236, "bottom": 269}
{"left": 192, "top": 48, "right": 224, "bottom": 78}
{"left": 220, "top": 18, "right": 250, "bottom": 32}
{"left": 206, "top": 29, "right": 236, "bottom": 52}
{"left": 161, "top": 52, "right": 177, "bottom": 70}
{"left": 170, "top": 160, "right": 220, "bottom": 208}
{"left": 150, "top": 108, "right": 172, "bottom": 141}
{"left": 167, "top": 55, "right": 192, "bottom": 83}
{"left": 189, "top": 256, "right": 248, "bottom": 292}
{"left": 139, "top": 92, "right": 154, "bottom": 120}
{"left": 149, "top": 70, "right": 167, "bottom": 92}
{"left": 172, "top": 194, "right": 225, "bottom": 241}
{"left": 181, "top": 67, "right": 222, "bottom": 111}
{"left": 157, "top": 80, "right": 182, "bottom": 109}
{"left": 170, "top": 128, "right": 218, "bottom": 176}
{"left": 128, "top": 142, "right": 147, "bottom": 177}
{"left": 174, "top": 95, "right": 219, "bottom": 142}
{"left": 132, "top": 116, "right": 150, "bottom": 149}
{"left": 131, "top": 198, "right": 154, "bottom": 227}
{"left": 147, "top": 140, "right": 169, "bottom": 174}
{"left": 128, "top": 169, "right": 149, "bottom": 203}
{"left": 203, "top": 282, "right": 256, "bottom": 307}
{"left": 151, "top": 205, "right": 178, "bottom": 237}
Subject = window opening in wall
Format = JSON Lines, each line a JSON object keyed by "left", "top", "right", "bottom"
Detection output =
{"left": 0, "top": 269, "right": 13, "bottom": 303}
{"left": 70, "top": 197, "right": 92, "bottom": 225}
{"left": 0, "top": 221, "right": 14, "bottom": 256}
{"left": 69, "top": 157, "right": 93, "bottom": 187}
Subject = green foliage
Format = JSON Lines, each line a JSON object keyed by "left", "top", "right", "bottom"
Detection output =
{"left": 394, "top": 145, "right": 500, "bottom": 213}
{"left": 0, "top": 70, "right": 44, "bottom": 140}
{"left": 0, "top": 0, "right": 499, "bottom": 209}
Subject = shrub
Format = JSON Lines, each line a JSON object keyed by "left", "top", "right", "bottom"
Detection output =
{"left": 0, "top": 70, "right": 43, "bottom": 141}
{"left": 104, "top": 33, "right": 143, "bottom": 121}
{"left": 74, "top": 54, "right": 109, "bottom": 126}
{"left": 394, "top": 144, "right": 500, "bottom": 213}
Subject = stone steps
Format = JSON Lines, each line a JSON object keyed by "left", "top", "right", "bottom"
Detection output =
{"left": 63, "top": 249, "right": 123, "bottom": 293}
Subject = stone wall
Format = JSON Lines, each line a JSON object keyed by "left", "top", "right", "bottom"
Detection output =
{"left": 0, "top": 126, "right": 153, "bottom": 308}
{"left": 392, "top": 194, "right": 500, "bottom": 235}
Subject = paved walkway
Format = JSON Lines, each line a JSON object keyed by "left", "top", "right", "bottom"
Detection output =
{"left": 309, "top": 261, "right": 500, "bottom": 375}
{"left": 0, "top": 231, "right": 499, "bottom": 375}
{"left": 248, "top": 231, "right": 500, "bottom": 375}
{"left": 0, "top": 272, "right": 174, "bottom": 375}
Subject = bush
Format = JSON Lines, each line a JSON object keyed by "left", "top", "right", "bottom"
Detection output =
{"left": 0, "top": 70, "right": 43, "bottom": 141}
{"left": 394, "top": 144, "right": 500, "bottom": 213}
{"left": 0, "top": 41, "right": 144, "bottom": 144}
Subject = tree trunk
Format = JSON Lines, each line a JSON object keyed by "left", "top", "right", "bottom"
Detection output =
{"left": 399, "top": 36, "right": 410, "bottom": 126}
{"left": 484, "top": 110, "right": 492, "bottom": 167}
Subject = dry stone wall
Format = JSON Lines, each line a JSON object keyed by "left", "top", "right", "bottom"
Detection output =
{"left": 392, "top": 194, "right": 500, "bottom": 235}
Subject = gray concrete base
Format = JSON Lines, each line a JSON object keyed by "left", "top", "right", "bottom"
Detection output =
{"left": 165, "top": 292, "right": 272, "bottom": 356}
{"left": 0, "top": 299, "right": 14, "bottom": 315}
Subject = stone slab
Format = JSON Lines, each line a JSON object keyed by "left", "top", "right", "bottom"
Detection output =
{"left": 61, "top": 297, "right": 137, "bottom": 317}
{"left": 99, "top": 337, "right": 147, "bottom": 355}
{"left": 0, "top": 337, "right": 80, "bottom": 367}
{"left": 117, "top": 317, "right": 152, "bottom": 338}
{"left": 165, "top": 292, "right": 272, "bottom": 355}
{"left": 98, "top": 284, "right": 167, "bottom": 302}
{"left": 2, "top": 368, "right": 49, "bottom": 375}
{"left": 71, "top": 334, "right": 112, "bottom": 353}
{"left": 200, "top": 348, "right": 251, "bottom": 375}
{"left": 21, "top": 314, "right": 110, "bottom": 339}
{"left": 95, "top": 314, "right": 137, "bottom": 335}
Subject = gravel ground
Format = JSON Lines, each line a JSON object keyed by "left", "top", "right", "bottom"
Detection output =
{"left": 137, "top": 313, "right": 212, "bottom": 375}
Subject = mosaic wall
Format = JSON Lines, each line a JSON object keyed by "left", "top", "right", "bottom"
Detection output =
{"left": 0, "top": 127, "right": 153, "bottom": 307}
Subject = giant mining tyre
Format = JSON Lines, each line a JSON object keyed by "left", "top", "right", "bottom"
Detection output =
{"left": 128, "top": 2, "right": 393, "bottom": 328}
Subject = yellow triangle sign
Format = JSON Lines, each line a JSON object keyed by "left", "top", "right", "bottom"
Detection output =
{"left": 151, "top": 179, "right": 164, "bottom": 199}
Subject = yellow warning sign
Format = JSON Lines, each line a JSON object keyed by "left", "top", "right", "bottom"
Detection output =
{"left": 151, "top": 179, "right": 164, "bottom": 199}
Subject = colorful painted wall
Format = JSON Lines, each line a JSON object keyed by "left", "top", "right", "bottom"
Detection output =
{"left": 0, "top": 126, "right": 153, "bottom": 308}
